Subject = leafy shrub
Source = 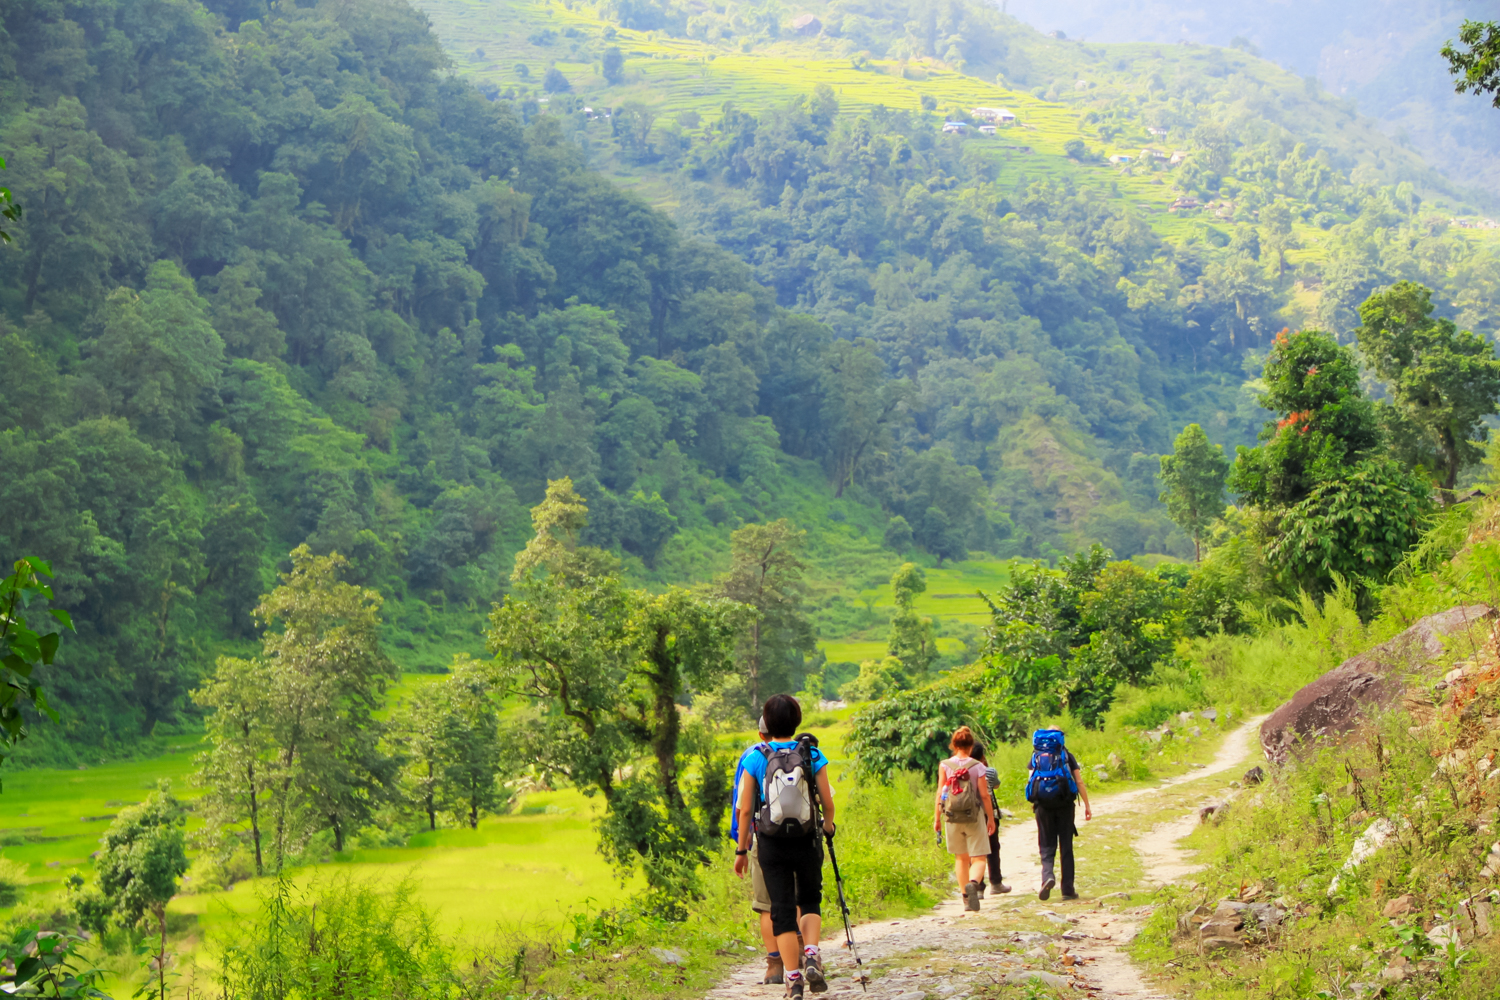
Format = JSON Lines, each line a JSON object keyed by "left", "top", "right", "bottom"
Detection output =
{"left": 0, "top": 858, "right": 27, "bottom": 908}
{"left": 217, "top": 876, "right": 459, "bottom": 998}
{"left": 1115, "top": 689, "right": 1200, "bottom": 729}
{"left": 846, "top": 680, "right": 986, "bottom": 780}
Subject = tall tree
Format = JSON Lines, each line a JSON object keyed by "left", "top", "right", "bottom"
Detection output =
{"left": 193, "top": 656, "right": 272, "bottom": 875}
{"left": 1158, "top": 424, "right": 1229, "bottom": 561}
{"left": 436, "top": 663, "right": 507, "bottom": 829}
{"left": 887, "top": 562, "right": 936, "bottom": 677}
{"left": 602, "top": 46, "right": 625, "bottom": 84}
{"left": 1356, "top": 280, "right": 1500, "bottom": 496}
{"left": 1229, "top": 329, "right": 1432, "bottom": 599}
{"left": 714, "top": 518, "right": 815, "bottom": 709}
{"left": 486, "top": 480, "right": 748, "bottom": 894}
{"left": 252, "top": 546, "right": 394, "bottom": 859}
{"left": 819, "top": 339, "right": 910, "bottom": 497}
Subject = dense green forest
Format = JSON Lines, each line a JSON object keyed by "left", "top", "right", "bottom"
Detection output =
{"left": 2, "top": 0, "right": 1499, "bottom": 766}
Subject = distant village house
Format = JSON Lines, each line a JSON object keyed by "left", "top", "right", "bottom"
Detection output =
{"left": 971, "top": 107, "right": 1017, "bottom": 124}
{"left": 791, "top": 13, "right": 821, "bottom": 34}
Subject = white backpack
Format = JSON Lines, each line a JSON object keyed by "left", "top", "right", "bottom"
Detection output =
{"left": 755, "top": 739, "right": 818, "bottom": 838}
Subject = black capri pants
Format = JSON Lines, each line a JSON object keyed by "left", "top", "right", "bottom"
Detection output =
{"left": 757, "top": 834, "right": 823, "bottom": 936}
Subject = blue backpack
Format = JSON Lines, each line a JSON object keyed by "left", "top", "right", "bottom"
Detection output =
{"left": 1025, "top": 729, "right": 1078, "bottom": 807}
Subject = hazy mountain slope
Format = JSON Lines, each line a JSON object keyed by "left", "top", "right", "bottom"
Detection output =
{"left": 1000, "top": 0, "right": 1500, "bottom": 195}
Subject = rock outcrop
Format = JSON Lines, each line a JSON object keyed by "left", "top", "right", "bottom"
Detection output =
{"left": 1260, "top": 605, "right": 1494, "bottom": 764}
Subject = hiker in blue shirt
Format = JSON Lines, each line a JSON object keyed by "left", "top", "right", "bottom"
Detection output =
{"left": 1025, "top": 729, "right": 1093, "bottom": 901}
{"left": 734, "top": 694, "right": 835, "bottom": 1000}
{"left": 730, "top": 717, "right": 782, "bottom": 983}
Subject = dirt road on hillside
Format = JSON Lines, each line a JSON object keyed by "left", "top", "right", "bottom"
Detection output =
{"left": 705, "top": 716, "right": 1268, "bottom": 1000}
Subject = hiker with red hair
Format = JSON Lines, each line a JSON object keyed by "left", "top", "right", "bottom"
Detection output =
{"left": 932, "top": 726, "right": 997, "bottom": 912}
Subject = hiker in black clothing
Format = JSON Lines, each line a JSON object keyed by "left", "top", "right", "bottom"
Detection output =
{"left": 734, "top": 694, "right": 835, "bottom": 1000}
{"left": 1026, "top": 731, "right": 1092, "bottom": 901}
{"left": 970, "top": 743, "right": 1010, "bottom": 896}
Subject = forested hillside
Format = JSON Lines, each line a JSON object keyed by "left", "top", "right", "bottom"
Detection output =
{"left": 1001, "top": 0, "right": 1500, "bottom": 194}
{"left": 2, "top": 0, "right": 1499, "bottom": 764}
{"left": 426, "top": 0, "right": 1500, "bottom": 551}
{"left": 0, "top": 0, "right": 900, "bottom": 758}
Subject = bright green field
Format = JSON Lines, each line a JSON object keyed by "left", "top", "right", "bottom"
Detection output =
{"left": 0, "top": 740, "right": 204, "bottom": 886}
{"left": 175, "top": 787, "right": 626, "bottom": 948}
{"left": 0, "top": 708, "right": 861, "bottom": 990}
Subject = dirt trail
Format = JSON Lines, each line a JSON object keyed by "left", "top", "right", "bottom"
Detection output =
{"left": 705, "top": 716, "right": 1268, "bottom": 1000}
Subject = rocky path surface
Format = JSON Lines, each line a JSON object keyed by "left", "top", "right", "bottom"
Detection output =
{"left": 706, "top": 717, "right": 1268, "bottom": 1000}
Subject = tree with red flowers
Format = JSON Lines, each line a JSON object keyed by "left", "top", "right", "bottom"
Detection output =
{"left": 1228, "top": 329, "right": 1431, "bottom": 602}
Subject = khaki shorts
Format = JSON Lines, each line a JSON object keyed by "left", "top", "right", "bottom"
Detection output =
{"left": 945, "top": 818, "right": 989, "bottom": 857}
{"left": 750, "top": 844, "right": 771, "bottom": 912}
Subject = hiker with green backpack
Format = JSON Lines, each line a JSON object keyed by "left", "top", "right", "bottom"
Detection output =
{"left": 932, "top": 726, "right": 998, "bottom": 913}
{"left": 734, "top": 694, "right": 836, "bottom": 1000}
{"left": 1025, "top": 728, "right": 1092, "bottom": 901}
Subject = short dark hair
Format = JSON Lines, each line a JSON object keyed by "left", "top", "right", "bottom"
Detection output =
{"left": 762, "top": 694, "right": 802, "bottom": 738}
{"left": 971, "top": 742, "right": 988, "bottom": 763}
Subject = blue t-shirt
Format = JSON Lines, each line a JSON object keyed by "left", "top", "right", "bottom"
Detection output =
{"left": 728, "top": 741, "right": 769, "bottom": 841}
{"left": 729, "top": 740, "right": 829, "bottom": 840}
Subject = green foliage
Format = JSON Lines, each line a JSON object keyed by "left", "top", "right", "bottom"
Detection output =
{"left": 602, "top": 46, "right": 626, "bottom": 84}
{"left": 193, "top": 547, "right": 397, "bottom": 866}
{"left": 887, "top": 563, "right": 937, "bottom": 678}
{"left": 215, "top": 876, "right": 461, "bottom": 1000}
{"left": 1443, "top": 20, "right": 1500, "bottom": 108}
{"left": 0, "top": 926, "right": 108, "bottom": 999}
{"left": 390, "top": 661, "right": 513, "bottom": 832}
{"left": 486, "top": 482, "right": 751, "bottom": 896}
{"left": 95, "top": 782, "right": 189, "bottom": 927}
{"left": 0, "top": 856, "right": 27, "bottom": 907}
{"left": 1230, "top": 328, "right": 1433, "bottom": 602}
{"left": 846, "top": 684, "right": 977, "bottom": 780}
{"left": 0, "top": 556, "right": 69, "bottom": 770}
{"left": 713, "top": 518, "right": 816, "bottom": 710}
{"left": 1158, "top": 424, "right": 1229, "bottom": 561}
{"left": 1356, "top": 280, "right": 1500, "bottom": 493}
{"left": 0, "top": 155, "right": 18, "bottom": 245}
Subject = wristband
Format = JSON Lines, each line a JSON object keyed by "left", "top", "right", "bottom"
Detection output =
{"left": 735, "top": 849, "right": 748, "bottom": 856}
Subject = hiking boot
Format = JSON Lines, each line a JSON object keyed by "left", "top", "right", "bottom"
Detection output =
{"left": 991, "top": 881, "right": 1012, "bottom": 894}
{"left": 763, "top": 954, "right": 785, "bottom": 985}
{"left": 785, "top": 973, "right": 805, "bottom": 1000}
{"left": 1061, "top": 891, "right": 1079, "bottom": 901}
{"left": 1038, "top": 877, "right": 1055, "bottom": 901}
{"left": 803, "top": 952, "right": 827, "bottom": 993}
{"left": 963, "top": 880, "right": 982, "bottom": 912}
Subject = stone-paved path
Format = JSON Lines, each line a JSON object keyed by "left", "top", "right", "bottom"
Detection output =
{"left": 706, "top": 717, "right": 1268, "bottom": 1000}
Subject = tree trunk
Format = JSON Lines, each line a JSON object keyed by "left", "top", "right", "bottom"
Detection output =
{"left": 646, "top": 626, "right": 685, "bottom": 813}
{"left": 470, "top": 796, "right": 478, "bottom": 829}
{"left": 331, "top": 814, "right": 344, "bottom": 852}
{"left": 426, "top": 761, "right": 436, "bottom": 830}
{"left": 157, "top": 903, "right": 167, "bottom": 1000}
{"left": 246, "top": 755, "right": 263, "bottom": 876}
{"left": 748, "top": 617, "right": 762, "bottom": 710}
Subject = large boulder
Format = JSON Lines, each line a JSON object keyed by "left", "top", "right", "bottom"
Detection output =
{"left": 1261, "top": 605, "right": 1495, "bottom": 764}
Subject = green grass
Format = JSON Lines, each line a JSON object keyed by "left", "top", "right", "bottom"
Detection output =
{"left": 176, "top": 788, "right": 629, "bottom": 946}
{"left": 0, "top": 741, "right": 204, "bottom": 888}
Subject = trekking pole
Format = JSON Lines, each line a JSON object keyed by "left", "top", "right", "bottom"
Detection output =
{"left": 824, "top": 831, "right": 868, "bottom": 992}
